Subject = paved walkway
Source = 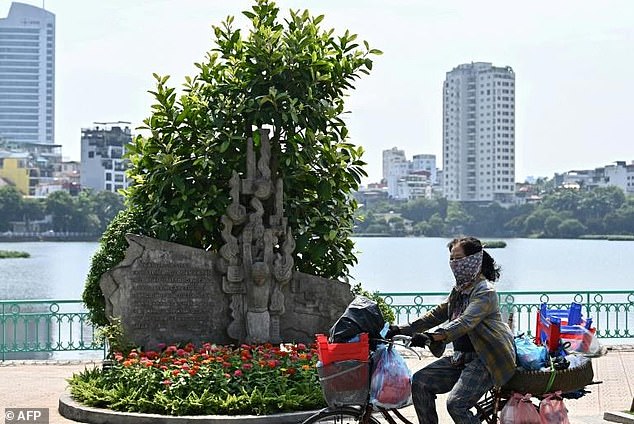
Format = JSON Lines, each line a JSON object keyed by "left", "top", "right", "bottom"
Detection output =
{"left": 0, "top": 346, "right": 632, "bottom": 424}
{"left": 393, "top": 345, "right": 634, "bottom": 423}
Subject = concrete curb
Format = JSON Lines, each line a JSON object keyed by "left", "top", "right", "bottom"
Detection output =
{"left": 59, "top": 394, "right": 320, "bottom": 423}
{"left": 604, "top": 411, "right": 634, "bottom": 424}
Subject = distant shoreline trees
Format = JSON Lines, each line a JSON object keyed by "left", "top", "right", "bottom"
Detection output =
{"left": 354, "top": 186, "right": 634, "bottom": 239}
{"left": 0, "top": 186, "right": 125, "bottom": 234}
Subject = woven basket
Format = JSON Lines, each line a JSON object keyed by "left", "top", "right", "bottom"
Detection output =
{"left": 501, "top": 358, "right": 594, "bottom": 396}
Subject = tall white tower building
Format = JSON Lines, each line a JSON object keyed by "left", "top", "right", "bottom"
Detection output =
{"left": 443, "top": 62, "right": 515, "bottom": 203}
{"left": 0, "top": 3, "right": 55, "bottom": 145}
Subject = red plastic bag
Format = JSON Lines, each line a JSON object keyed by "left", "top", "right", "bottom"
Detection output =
{"left": 369, "top": 345, "right": 411, "bottom": 408}
{"left": 500, "top": 392, "right": 541, "bottom": 424}
{"left": 539, "top": 391, "right": 570, "bottom": 424}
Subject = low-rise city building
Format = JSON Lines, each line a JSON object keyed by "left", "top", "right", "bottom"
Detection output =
{"left": 0, "top": 139, "right": 62, "bottom": 195}
{"left": 80, "top": 123, "right": 132, "bottom": 193}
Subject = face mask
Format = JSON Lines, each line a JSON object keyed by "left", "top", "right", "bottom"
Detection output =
{"left": 450, "top": 250, "right": 483, "bottom": 288}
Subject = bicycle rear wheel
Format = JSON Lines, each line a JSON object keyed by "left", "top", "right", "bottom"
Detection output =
{"left": 302, "top": 406, "right": 381, "bottom": 424}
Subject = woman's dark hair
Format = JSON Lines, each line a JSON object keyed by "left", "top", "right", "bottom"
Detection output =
{"left": 447, "top": 236, "right": 501, "bottom": 282}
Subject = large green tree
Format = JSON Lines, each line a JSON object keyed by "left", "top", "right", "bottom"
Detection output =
{"left": 0, "top": 186, "right": 23, "bottom": 231}
{"left": 85, "top": 0, "right": 380, "bottom": 325}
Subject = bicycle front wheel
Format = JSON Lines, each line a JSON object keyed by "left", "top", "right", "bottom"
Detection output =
{"left": 302, "top": 406, "right": 381, "bottom": 424}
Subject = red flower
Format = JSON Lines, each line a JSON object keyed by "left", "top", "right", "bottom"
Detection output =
{"left": 223, "top": 373, "right": 231, "bottom": 379}
{"left": 267, "top": 360, "right": 278, "bottom": 368}
{"left": 145, "top": 351, "right": 158, "bottom": 360}
{"left": 233, "top": 369, "right": 243, "bottom": 377}
{"left": 171, "top": 369, "right": 180, "bottom": 377}
{"left": 188, "top": 369, "right": 197, "bottom": 376}
{"left": 161, "top": 379, "right": 172, "bottom": 386}
{"left": 241, "top": 363, "right": 253, "bottom": 370}
{"left": 297, "top": 343, "right": 307, "bottom": 351}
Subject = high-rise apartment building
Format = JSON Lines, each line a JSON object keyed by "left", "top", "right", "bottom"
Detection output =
{"left": 0, "top": 3, "right": 55, "bottom": 145}
{"left": 443, "top": 62, "right": 515, "bottom": 203}
{"left": 382, "top": 147, "right": 407, "bottom": 182}
{"left": 412, "top": 154, "right": 437, "bottom": 185}
{"left": 382, "top": 147, "right": 436, "bottom": 200}
{"left": 80, "top": 124, "right": 132, "bottom": 193}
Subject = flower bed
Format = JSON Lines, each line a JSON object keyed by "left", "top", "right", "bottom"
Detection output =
{"left": 68, "top": 342, "right": 326, "bottom": 416}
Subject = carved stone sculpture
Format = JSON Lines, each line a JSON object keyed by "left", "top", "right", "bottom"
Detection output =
{"left": 100, "top": 129, "right": 354, "bottom": 347}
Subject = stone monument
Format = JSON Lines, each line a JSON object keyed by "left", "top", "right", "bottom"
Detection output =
{"left": 100, "top": 130, "right": 353, "bottom": 349}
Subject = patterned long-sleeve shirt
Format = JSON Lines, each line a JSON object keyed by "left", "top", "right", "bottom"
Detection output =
{"left": 402, "top": 280, "right": 516, "bottom": 387}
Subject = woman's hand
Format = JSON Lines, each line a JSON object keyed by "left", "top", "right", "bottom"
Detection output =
{"left": 410, "top": 333, "right": 431, "bottom": 348}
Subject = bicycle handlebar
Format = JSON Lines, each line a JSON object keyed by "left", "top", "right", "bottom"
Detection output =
{"left": 373, "top": 335, "right": 422, "bottom": 360}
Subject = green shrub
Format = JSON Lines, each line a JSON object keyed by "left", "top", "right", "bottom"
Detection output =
{"left": 83, "top": 208, "right": 145, "bottom": 326}
{"left": 0, "top": 250, "right": 30, "bottom": 259}
{"left": 351, "top": 283, "right": 395, "bottom": 324}
{"left": 481, "top": 240, "right": 507, "bottom": 248}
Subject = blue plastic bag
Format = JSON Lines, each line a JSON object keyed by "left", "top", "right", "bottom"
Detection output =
{"left": 370, "top": 345, "right": 412, "bottom": 409}
{"left": 515, "top": 336, "right": 548, "bottom": 370}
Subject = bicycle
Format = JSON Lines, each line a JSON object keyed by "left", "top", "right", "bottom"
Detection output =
{"left": 302, "top": 335, "right": 420, "bottom": 424}
{"left": 303, "top": 334, "right": 599, "bottom": 424}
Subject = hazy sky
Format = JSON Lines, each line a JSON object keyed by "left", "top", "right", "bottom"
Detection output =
{"left": 2, "top": 0, "right": 633, "bottom": 184}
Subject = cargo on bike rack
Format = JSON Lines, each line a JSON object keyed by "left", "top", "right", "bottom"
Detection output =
{"left": 316, "top": 333, "right": 371, "bottom": 408}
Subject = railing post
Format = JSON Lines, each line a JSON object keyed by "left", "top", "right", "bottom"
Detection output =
{"left": 1, "top": 302, "right": 4, "bottom": 362}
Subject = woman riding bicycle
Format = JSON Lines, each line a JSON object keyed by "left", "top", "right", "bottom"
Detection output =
{"left": 386, "top": 236, "right": 516, "bottom": 424}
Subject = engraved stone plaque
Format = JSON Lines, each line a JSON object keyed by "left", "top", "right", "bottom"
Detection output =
{"left": 100, "top": 234, "right": 232, "bottom": 349}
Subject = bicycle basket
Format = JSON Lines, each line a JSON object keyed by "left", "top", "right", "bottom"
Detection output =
{"left": 502, "top": 356, "right": 594, "bottom": 396}
{"left": 316, "top": 333, "right": 369, "bottom": 365}
{"left": 317, "top": 360, "right": 370, "bottom": 407}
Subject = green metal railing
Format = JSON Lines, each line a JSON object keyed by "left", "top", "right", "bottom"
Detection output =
{"left": 0, "top": 300, "right": 104, "bottom": 361}
{"left": 379, "top": 291, "right": 634, "bottom": 340}
{"left": 1, "top": 291, "right": 632, "bottom": 360}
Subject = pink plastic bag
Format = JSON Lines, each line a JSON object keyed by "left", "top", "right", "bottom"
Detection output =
{"left": 369, "top": 345, "right": 411, "bottom": 408}
{"left": 539, "top": 391, "right": 570, "bottom": 424}
{"left": 500, "top": 392, "right": 541, "bottom": 424}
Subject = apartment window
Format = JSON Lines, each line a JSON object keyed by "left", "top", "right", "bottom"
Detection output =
{"left": 105, "top": 172, "right": 112, "bottom": 181}
{"left": 88, "top": 151, "right": 94, "bottom": 158}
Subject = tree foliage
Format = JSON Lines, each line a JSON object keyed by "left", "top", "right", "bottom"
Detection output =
{"left": 356, "top": 185, "right": 634, "bottom": 239}
{"left": 123, "top": 0, "right": 379, "bottom": 279}
{"left": 0, "top": 186, "right": 123, "bottom": 233}
{"left": 84, "top": 0, "right": 380, "bottom": 325}
{"left": 0, "top": 186, "right": 23, "bottom": 231}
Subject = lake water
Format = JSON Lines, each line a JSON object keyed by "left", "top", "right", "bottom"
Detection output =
{"left": 1, "top": 238, "right": 633, "bottom": 300}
